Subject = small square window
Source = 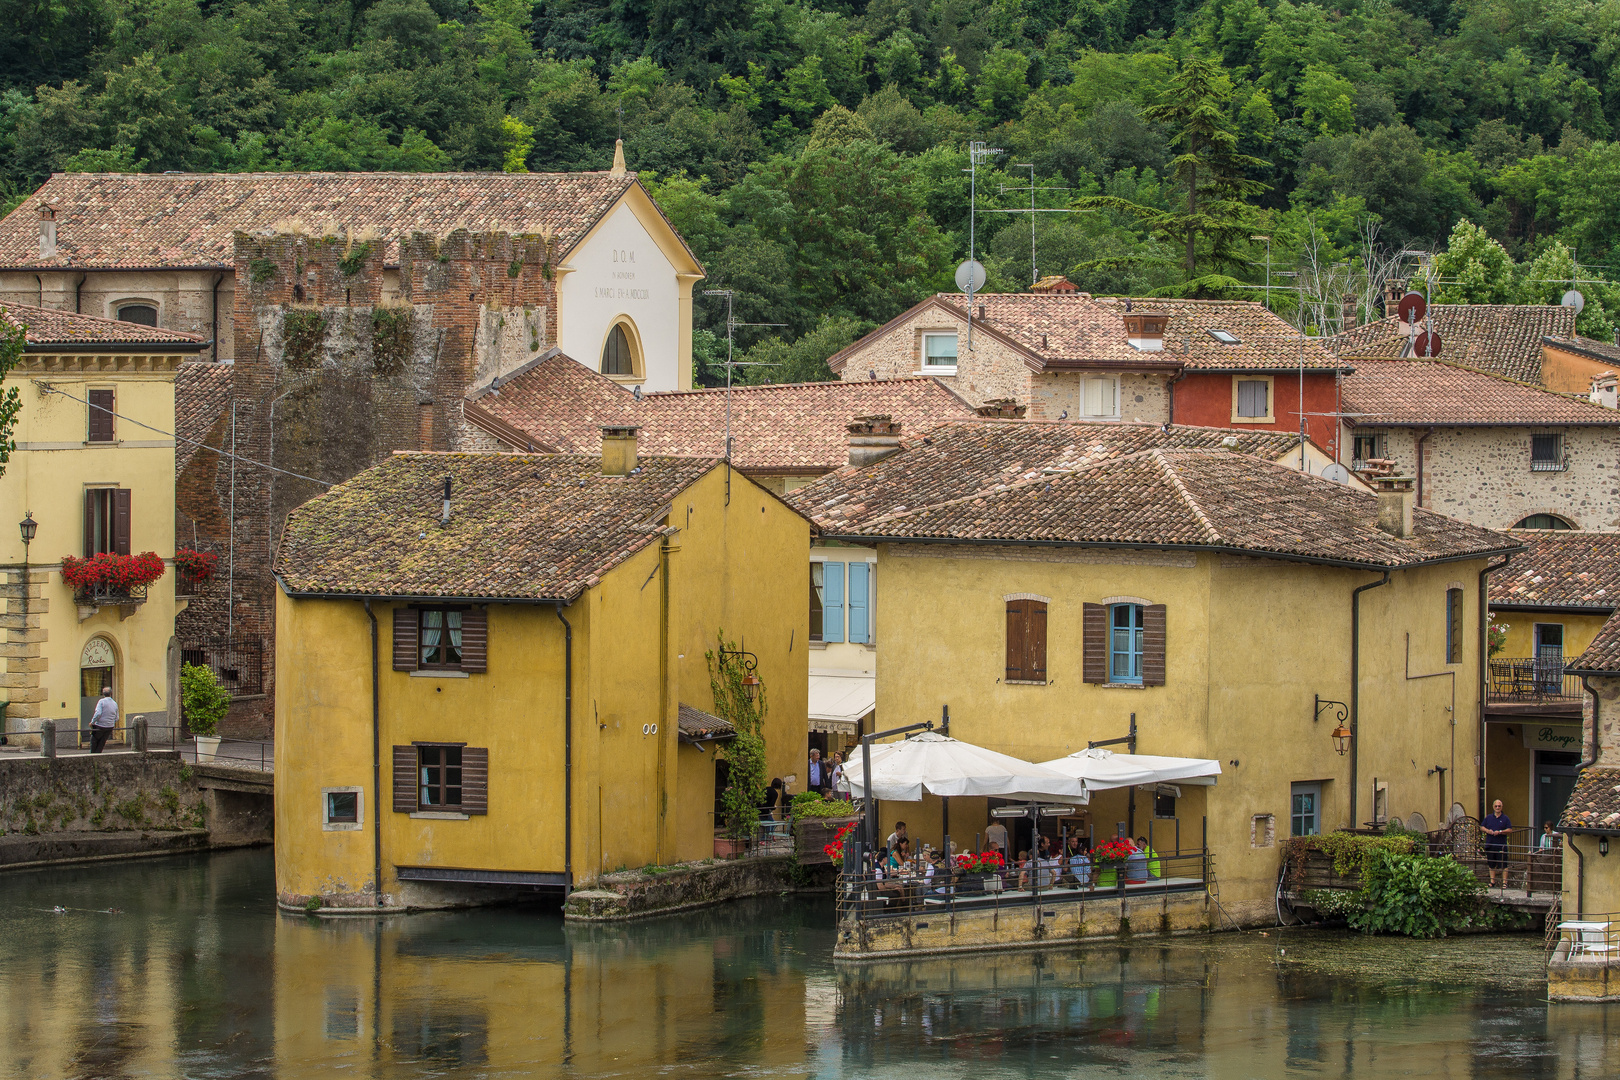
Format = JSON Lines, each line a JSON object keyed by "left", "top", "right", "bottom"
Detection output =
{"left": 1531, "top": 433, "right": 1564, "bottom": 471}
{"left": 1153, "top": 792, "right": 1176, "bottom": 818}
{"left": 1236, "top": 379, "right": 1270, "bottom": 418}
{"left": 322, "top": 787, "right": 363, "bottom": 830}
{"left": 922, "top": 333, "right": 958, "bottom": 368}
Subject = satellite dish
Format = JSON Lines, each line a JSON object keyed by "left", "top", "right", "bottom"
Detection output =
{"left": 1413, "top": 331, "right": 1442, "bottom": 357}
{"left": 1321, "top": 463, "right": 1352, "bottom": 485}
{"left": 1563, "top": 289, "right": 1586, "bottom": 314}
{"left": 1397, "top": 291, "right": 1427, "bottom": 324}
{"left": 955, "top": 259, "right": 987, "bottom": 294}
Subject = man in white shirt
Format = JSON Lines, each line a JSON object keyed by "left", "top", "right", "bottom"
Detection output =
{"left": 807, "top": 748, "right": 827, "bottom": 793}
{"left": 984, "top": 820, "right": 1008, "bottom": 853}
{"left": 89, "top": 686, "right": 118, "bottom": 754}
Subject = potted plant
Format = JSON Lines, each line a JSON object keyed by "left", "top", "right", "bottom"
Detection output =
{"left": 952, "top": 848, "right": 1006, "bottom": 892}
{"left": 61, "top": 551, "right": 166, "bottom": 606}
{"left": 175, "top": 547, "right": 219, "bottom": 593}
{"left": 1093, "top": 838, "right": 1136, "bottom": 888}
{"left": 181, "top": 662, "right": 230, "bottom": 762}
{"left": 792, "top": 792, "right": 861, "bottom": 864}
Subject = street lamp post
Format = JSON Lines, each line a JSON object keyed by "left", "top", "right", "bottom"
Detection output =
{"left": 8, "top": 513, "right": 37, "bottom": 747}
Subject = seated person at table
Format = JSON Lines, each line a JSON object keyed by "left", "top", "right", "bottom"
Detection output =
{"left": 1065, "top": 836, "right": 1092, "bottom": 886}
{"left": 1015, "top": 850, "right": 1033, "bottom": 889}
{"left": 924, "top": 849, "right": 953, "bottom": 894}
{"left": 1125, "top": 840, "right": 1149, "bottom": 883}
{"left": 1135, "top": 837, "right": 1161, "bottom": 879}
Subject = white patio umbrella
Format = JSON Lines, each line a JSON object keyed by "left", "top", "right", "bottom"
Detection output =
{"left": 1038, "top": 747, "right": 1221, "bottom": 793}
{"left": 837, "top": 731, "right": 1089, "bottom": 803}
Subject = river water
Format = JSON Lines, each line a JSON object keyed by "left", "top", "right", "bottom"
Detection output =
{"left": 0, "top": 849, "right": 1614, "bottom": 1079}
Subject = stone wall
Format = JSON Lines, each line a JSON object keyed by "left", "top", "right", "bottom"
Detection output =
{"left": 836, "top": 305, "right": 1031, "bottom": 406}
{"left": 1029, "top": 371, "right": 1173, "bottom": 424}
{"left": 0, "top": 752, "right": 204, "bottom": 841}
{"left": 563, "top": 855, "right": 809, "bottom": 920}
{"left": 1359, "top": 425, "right": 1620, "bottom": 531}
{"left": 175, "top": 229, "right": 560, "bottom": 735}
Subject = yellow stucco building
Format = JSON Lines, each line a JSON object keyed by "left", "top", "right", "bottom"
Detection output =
{"left": 271, "top": 431, "right": 809, "bottom": 910}
{"left": 0, "top": 303, "right": 205, "bottom": 746}
{"left": 786, "top": 420, "right": 1521, "bottom": 924}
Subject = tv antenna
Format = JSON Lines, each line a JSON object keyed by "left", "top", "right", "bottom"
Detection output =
{"left": 985, "top": 165, "right": 1084, "bottom": 286}
{"left": 703, "top": 289, "right": 784, "bottom": 504}
{"left": 960, "top": 141, "right": 1002, "bottom": 352}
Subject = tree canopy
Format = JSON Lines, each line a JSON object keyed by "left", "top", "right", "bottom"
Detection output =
{"left": 4, "top": 0, "right": 1620, "bottom": 377}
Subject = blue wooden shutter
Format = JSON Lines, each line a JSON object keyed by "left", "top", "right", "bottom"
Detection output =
{"left": 823, "top": 561, "right": 845, "bottom": 643}
{"left": 848, "top": 562, "right": 869, "bottom": 644}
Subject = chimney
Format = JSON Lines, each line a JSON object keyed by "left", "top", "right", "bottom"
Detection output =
{"left": 37, "top": 205, "right": 56, "bottom": 258}
{"left": 848, "top": 415, "right": 902, "bottom": 468}
{"left": 1341, "top": 294, "right": 1358, "bottom": 329}
{"left": 1374, "top": 476, "right": 1416, "bottom": 539}
{"left": 1124, "top": 311, "right": 1168, "bottom": 352}
{"left": 974, "top": 398, "right": 1026, "bottom": 419}
{"left": 602, "top": 424, "right": 639, "bottom": 475}
{"left": 1031, "top": 275, "right": 1079, "bottom": 294}
{"left": 1384, "top": 278, "right": 1405, "bottom": 313}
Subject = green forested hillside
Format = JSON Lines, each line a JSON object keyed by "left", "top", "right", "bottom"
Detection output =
{"left": 4, "top": 0, "right": 1619, "bottom": 380}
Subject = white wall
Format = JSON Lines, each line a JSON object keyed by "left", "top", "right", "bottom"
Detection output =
{"left": 558, "top": 203, "right": 682, "bottom": 392}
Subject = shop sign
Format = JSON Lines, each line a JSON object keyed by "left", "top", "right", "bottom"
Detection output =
{"left": 1523, "top": 724, "right": 1583, "bottom": 751}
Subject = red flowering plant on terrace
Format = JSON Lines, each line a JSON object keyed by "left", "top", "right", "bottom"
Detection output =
{"left": 60, "top": 552, "right": 166, "bottom": 594}
{"left": 822, "top": 821, "right": 858, "bottom": 862}
{"left": 174, "top": 547, "right": 218, "bottom": 583}
{"left": 954, "top": 849, "right": 1006, "bottom": 873}
{"left": 1093, "top": 838, "right": 1136, "bottom": 865}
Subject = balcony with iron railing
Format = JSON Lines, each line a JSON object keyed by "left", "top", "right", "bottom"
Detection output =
{"left": 72, "top": 582, "right": 149, "bottom": 609}
{"left": 1488, "top": 657, "right": 1583, "bottom": 707}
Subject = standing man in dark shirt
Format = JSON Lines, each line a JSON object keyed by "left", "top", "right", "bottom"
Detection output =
{"left": 1481, "top": 798, "right": 1512, "bottom": 889}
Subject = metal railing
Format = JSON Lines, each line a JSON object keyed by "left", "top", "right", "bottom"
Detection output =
{"left": 1429, "top": 822, "right": 1563, "bottom": 895}
{"left": 1551, "top": 912, "right": 1620, "bottom": 966}
{"left": 835, "top": 849, "right": 1210, "bottom": 923}
{"left": 0, "top": 719, "right": 273, "bottom": 772}
{"left": 73, "top": 582, "right": 149, "bottom": 607}
{"left": 1487, "top": 658, "right": 1582, "bottom": 703}
{"left": 181, "top": 639, "right": 264, "bottom": 697}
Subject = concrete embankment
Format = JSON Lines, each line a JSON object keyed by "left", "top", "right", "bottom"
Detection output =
{"left": 565, "top": 854, "right": 835, "bottom": 921}
{"left": 0, "top": 752, "right": 272, "bottom": 869}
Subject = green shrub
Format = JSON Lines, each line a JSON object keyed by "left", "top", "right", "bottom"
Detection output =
{"left": 1284, "top": 831, "right": 1418, "bottom": 884}
{"left": 1348, "top": 848, "right": 1484, "bottom": 938}
{"left": 791, "top": 792, "right": 858, "bottom": 818}
{"left": 709, "top": 631, "right": 768, "bottom": 840}
{"left": 280, "top": 309, "right": 327, "bottom": 370}
{"left": 180, "top": 663, "right": 230, "bottom": 737}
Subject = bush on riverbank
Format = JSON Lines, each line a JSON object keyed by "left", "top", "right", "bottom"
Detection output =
{"left": 790, "top": 792, "right": 857, "bottom": 819}
{"left": 1301, "top": 848, "right": 1537, "bottom": 937}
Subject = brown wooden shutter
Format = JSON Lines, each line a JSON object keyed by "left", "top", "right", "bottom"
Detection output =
{"left": 1027, "top": 602, "right": 1047, "bottom": 682}
{"left": 392, "top": 607, "right": 418, "bottom": 671}
{"left": 88, "top": 389, "right": 114, "bottom": 441}
{"left": 113, "top": 488, "right": 131, "bottom": 555}
{"left": 83, "top": 490, "right": 96, "bottom": 557}
{"left": 1083, "top": 603, "right": 1107, "bottom": 683}
{"left": 1142, "top": 604, "right": 1167, "bottom": 686}
{"left": 460, "top": 746, "right": 488, "bottom": 814}
{"left": 459, "top": 607, "right": 487, "bottom": 672}
{"left": 1006, "top": 600, "right": 1028, "bottom": 681}
{"left": 392, "top": 745, "right": 418, "bottom": 812}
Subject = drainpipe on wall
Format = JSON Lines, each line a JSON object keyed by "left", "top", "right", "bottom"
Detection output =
{"left": 1478, "top": 555, "right": 1513, "bottom": 818}
{"left": 364, "top": 600, "right": 383, "bottom": 907}
{"left": 1570, "top": 676, "right": 1603, "bottom": 914}
{"left": 1568, "top": 836, "right": 1586, "bottom": 915}
{"left": 555, "top": 603, "right": 574, "bottom": 892}
{"left": 210, "top": 273, "right": 224, "bottom": 363}
{"left": 74, "top": 273, "right": 85, "bottom": 314}
{"left": 1166, "top": 370, "right": 1187, "bottom": 426}
{"left": 1350, "top": 572, "right": 1391, "bottom": 828}
{"left": 1415, "top": 427, "right": 1433, "bottom": 508}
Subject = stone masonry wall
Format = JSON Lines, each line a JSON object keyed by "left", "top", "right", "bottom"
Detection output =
{"left": 174, "top": 229, "right": 558, "bottom": 736}
{"left": 1582, "top": 675, "right": 1620, "bottom": 766}
{"left": 1360, "top": 425, "right": 1620, "bottom": 531}
{"left": 1029, "top": 371, "right": 1173, "bottom": 424}
{"left": 0, "top": 752, "right": 204, "bottom": 837}
{"left": 837, "top": 305, "right": 1031, "bottom": 406}
{"left": 0, "top": 568, "right": 47, "bottom": 722}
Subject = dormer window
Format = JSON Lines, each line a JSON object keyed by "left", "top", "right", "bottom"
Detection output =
{"left": 1124, "top": 313, "right": 1167, "bottom": 352}
{"left": 1208, "top": 329, "right": 1240, "bottom": 345}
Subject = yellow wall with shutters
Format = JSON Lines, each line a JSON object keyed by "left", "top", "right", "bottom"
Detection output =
{"left": 0, "top": 355, "right": 184, "bottom": 738}
{"left": 273, "top": 461, "right": 810, "bottom": 907}
{"left": 867, "top": 545, "right": 1488, "bottom": 925}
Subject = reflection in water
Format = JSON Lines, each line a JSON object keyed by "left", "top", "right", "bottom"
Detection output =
{"left": 0, "top": 848, "right": 1614, "bottom": 1078}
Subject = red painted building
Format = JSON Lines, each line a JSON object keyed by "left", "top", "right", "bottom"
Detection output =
{"left": 1172, "top": 370, "right": 1345, "bottom": 462}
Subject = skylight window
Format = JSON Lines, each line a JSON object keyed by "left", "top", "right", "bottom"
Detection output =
{"left": 1208, "top": 329, "right": 1241, "bottom": 345}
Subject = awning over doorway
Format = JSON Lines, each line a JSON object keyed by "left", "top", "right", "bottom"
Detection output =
{"left": 808, "top": 670, "right": 875, "bottom": 735}
{"left": 1038, "top": 748, "right": 1222, "bottom": 793}
{"left": 837, "top": 731, "right": 1089, "bottom": 803}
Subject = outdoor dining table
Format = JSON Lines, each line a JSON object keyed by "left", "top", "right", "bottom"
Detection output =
{"left": 1556, "top": 920, "right": 1613, "bottom": 956}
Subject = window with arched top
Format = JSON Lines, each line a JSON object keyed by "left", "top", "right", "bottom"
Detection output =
{"left": 601, "top": 321, "right": 640, "bottom": 377}
{"left": 1514, "top": 514, "right": 1573, "bottom": 530}
{"left": 116, "top": 303, "right": 158, "bottom": 326}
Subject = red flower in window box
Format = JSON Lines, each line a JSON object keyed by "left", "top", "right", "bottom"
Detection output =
{"left": 954, "top": 849, "right": 1005, "bottom": 873}
{"left": 822, "top": 821, "right": 859, "bottom": 861}
{"left": 174, "top": 547, "right": 218, "bottom": 583}
{"left": 1092, "top": 838, "right": 1136, "bottom": 865}
{"left": 60, "top": 552, "right": 167, "bottom": 593}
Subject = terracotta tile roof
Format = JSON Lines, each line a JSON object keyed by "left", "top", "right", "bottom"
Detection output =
{"left": 1557, "top": 766, "right": 1620, "bottom": 833}
{"left": 174, "top": 362, "right": 233, "bottom": 472}
{"left": 678, "top": 704, "right": 736, "bottom": 742}
{"left": 1340, "top": 358, "right": 1620, "bottom": 426}
{"left": 1567, "top": 612, "right": 1620, "bottom": 675}
{"left": 788, "top": 425, "right": 1517, "bottom": 569}
{"left": 827, "top": 293, "right": 1342, "bottom": 373}
{"left": 0, "top": 172, "right": 643, "bottom": 270}
{"left": 1329, "top": 305, "right": 1575, "bottom": 383}
{"left": 0, "top": 300, "right": 206, "bottom": 347}
{"left": 785, "top": 420, "right": 1306, "bottom": 531}
{"left": 466, "top": 352, "right": 979, "bottom": 473}
{"left": 1492, "top": 531, "right": 1620, "bottom": 610}
{"left": 274, "top": 451, "right": 717, "bottom": 601}
{"left": 1543, "top": 334, "right": 1620, "bottom": 367}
